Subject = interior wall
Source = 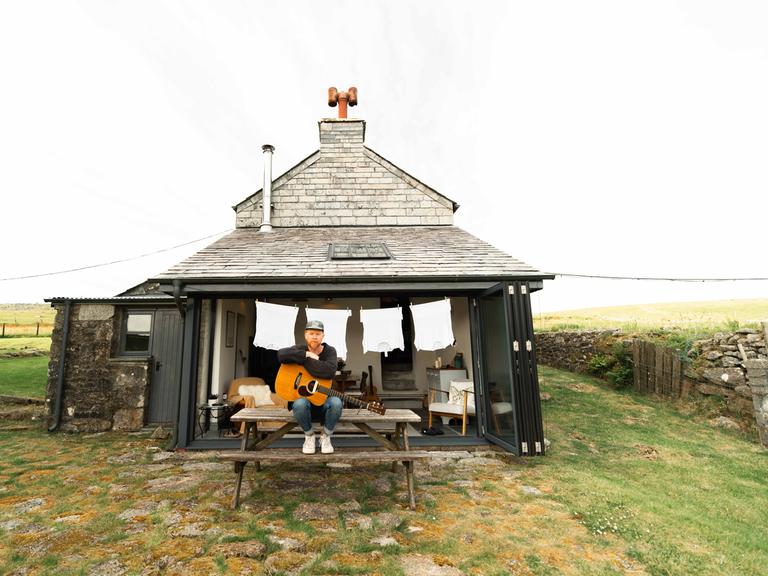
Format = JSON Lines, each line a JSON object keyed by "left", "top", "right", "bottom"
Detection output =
{"left": 411, "top": 296, "right": 473, "bottom": 392}
{"left": 196, "top": 299, "right": 212, "bottom": 405}
{"left": 211, "top": 299, "right": 255, "bottom": 396}
{"left": 234, "top": 300, "right": 254, "bottom": 380}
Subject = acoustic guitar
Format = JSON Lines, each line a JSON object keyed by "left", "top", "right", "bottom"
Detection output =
{"left": 275, "top": 364, "right": 386, "bottom": 415}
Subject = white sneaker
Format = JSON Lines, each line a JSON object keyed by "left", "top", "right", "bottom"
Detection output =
{"left": 302, "top": 434, "right": 316, "bottom": 454}
{"left": 320, "top": 433, "right": 334, "bottom": 454}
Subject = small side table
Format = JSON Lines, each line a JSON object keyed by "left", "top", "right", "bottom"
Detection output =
{"left": 198, "top": 403, "right": 233, "bottom": 437}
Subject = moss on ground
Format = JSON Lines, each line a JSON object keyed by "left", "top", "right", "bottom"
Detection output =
{"left": 0, "top": 367, "right": 766, "bottom": 575}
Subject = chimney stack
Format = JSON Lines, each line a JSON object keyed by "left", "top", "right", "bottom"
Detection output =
{"left": 260, "top": 144, "right": 274, "bottom": 232}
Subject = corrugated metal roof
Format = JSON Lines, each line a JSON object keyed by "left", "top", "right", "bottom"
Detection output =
{"left": 45, "top": 295, "right": 176, "bottom": 303}
{"left": 151, "top": 226, "right": 548, "bottom": 282}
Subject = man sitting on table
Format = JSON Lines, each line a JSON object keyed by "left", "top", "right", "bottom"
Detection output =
{"left": 277, "top": 320, "right": 341, "bottom": 454}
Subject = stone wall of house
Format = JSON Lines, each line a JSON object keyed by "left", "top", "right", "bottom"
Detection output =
{"left": 536, "top": 327, "right": 768, "bottom": 416}
{"left": 47, "top": 303, "right": 151, "bottom": 432}
{"left": 236, "top": 119, "right": 455, "bottom": 228}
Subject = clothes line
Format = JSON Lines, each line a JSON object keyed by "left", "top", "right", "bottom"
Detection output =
{"left": 252, "top": 299, "right": 455, "bottom": 355}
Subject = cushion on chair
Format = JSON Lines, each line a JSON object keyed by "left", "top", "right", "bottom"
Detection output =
{"left": 429, "top": 402, "right": 476, "bottom": 416}
{"left": 491, "top": 401, "right": 513, "bottom": 415}
{"left": 228, "top": 377, "right": 267, "bottom": 399}
{"left": 448, "top": 380, "right": 475, "bottom": 410}
{"left": 238, "top": 384, "right": 274, "bottom": 407}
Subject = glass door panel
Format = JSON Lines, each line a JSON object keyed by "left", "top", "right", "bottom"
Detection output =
{"left": 477, "top": 284, "right": 518, "bottom": 451}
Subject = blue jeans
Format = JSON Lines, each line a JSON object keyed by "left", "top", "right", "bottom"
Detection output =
{"left": 292, "top": 396, "right": 343, "bottom": 433}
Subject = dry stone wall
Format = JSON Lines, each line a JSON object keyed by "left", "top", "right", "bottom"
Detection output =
{"left": 535, "top": 330, "right": 624, "bottom": 374}
{"left": 687, "top": 328, "right": 766, "bottom": 413}
{"left": 47, "top": 303, "right": 151, "bottom": 432}
{"left": 536, "top": 327, "right": 768, "bottom": 417}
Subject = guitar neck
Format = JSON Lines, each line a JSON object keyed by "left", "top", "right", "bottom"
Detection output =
{"left": 315, "top": 385, "right": 376, "bottom": 411}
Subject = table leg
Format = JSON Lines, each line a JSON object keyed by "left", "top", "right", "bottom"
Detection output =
{"left": 254, "top": 422, "right": 260, "bottom": 472}
{"left": 234, "top": 423, "right": 252, "bottom": 473}
{"left": 406, "top": 461, "right": 415, "bottom": 510}
{"left": 240, "top": 423, "right": 251, "bottom": 451}
{"left": 399, "top": 422, "right": 415, "bottom": 507}
{"left": 232, "top": 461, "right": 244, "bottom": 509}
{"left": 401, "top": 422, "right": 411, "bottom": 452}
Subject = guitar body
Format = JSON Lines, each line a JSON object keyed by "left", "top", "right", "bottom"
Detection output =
{"left": 275, "top": 363, "right": 333, "bottom": 407}
{"left": 274, "top": 363, "right": 387, "bottom": 415}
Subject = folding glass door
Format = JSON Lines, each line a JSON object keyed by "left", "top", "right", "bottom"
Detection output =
{"left": 474, "top": 281, "right": 545, "bottom": 455}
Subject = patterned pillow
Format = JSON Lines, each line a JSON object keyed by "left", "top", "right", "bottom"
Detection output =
{"left": 448, "top": 381, "right": 475, "bottom": 410}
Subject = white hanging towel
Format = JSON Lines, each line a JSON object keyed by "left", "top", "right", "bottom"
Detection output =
{"left": 252, "top": 301, "right": 299, "bottom": 350}
{"left": 360, "top": 307, "right": 404, "bottom": 356}
{"left": 411, "top": 299, "right": 455, "bottom": 351}
{"left": 305, "top": 307, "right": 352, "bottom": 360}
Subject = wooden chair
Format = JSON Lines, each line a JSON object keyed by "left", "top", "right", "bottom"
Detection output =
{"left": 428, "top": 380, "right": 476, "bottom": 436}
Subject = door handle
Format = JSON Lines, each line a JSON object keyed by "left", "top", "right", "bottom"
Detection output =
{"left": 155, "top": 361, "right": 162, "bottom": 371}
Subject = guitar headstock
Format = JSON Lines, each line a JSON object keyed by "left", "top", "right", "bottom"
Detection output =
{"left": 367, "top": 402, "right": 386, "bottom": 415}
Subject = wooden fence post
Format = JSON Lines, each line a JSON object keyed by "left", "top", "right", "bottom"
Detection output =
{"left": 632, "top": 339, "right": 641, "bottom": 392}
{"left": 36, "top": 322, "right": 40, "bottom": 336}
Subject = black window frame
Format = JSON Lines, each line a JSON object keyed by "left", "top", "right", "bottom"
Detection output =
{"left": 119, "top": 309, "right": 155, "bottom": 356}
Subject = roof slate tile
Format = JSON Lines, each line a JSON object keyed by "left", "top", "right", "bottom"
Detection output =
{"left": 153, "top": 226, "right": 546, "bottom": 281}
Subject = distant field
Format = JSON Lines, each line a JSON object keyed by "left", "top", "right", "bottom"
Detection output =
{"left": 534, "top": 298, "right": 768, "bottom": 333}
{"left": 0, "top": 303, "right": 55, "bottom": 324}
{"left": 0, "top": 304, "right": 55, "bottom": 336}
{"left": 0, "top": 337, "right": 52, "bottom": 354}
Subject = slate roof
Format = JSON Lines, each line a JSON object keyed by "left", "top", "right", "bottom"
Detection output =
{"left": 151, "top": 226, "right": 550, "bottom": 282}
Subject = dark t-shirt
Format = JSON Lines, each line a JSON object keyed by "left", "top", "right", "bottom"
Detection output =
{"left": 276, "top": 343, "right": 338, "bottom": 379}
{"left": 277, "top": 343, "right": 339, "bottom": 419}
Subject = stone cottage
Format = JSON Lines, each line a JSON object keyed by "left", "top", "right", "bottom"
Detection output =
{"left": 46, "top": 101, "right": 553, "bottom": 456}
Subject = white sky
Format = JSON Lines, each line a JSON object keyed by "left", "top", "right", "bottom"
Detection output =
{"left": 1, "top": 1, "right": 766, "bottom": 312}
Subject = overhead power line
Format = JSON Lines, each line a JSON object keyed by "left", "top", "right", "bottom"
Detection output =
{"left": 3, "top": 232, "right": 765, "bottom": 283}
{"left": 0, "top": 229, "right": 232, "bottom": 281}
{"left": 554, "top": 272, "right": 768, "bottom": 282}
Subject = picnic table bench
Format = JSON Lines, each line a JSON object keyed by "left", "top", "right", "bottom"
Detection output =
{"left": 221, "top": 407, "right": 425, "bottom": 509}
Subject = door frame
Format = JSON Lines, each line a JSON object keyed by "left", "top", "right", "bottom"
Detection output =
{"left": 471, "top": 282, "right": 521, "bottom": 454}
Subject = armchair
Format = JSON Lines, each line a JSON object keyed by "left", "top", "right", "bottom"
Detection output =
{"left": 427, "top": 380, "right": 476, "bottom": 436}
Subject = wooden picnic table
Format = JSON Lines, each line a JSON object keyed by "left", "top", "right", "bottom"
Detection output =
{"left": 223, "top": 407, "right": 426, "bottom": 509}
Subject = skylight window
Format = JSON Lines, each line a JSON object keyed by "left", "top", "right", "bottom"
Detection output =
{"left": 329, "top": 242, "right": 392, "bottom": 260}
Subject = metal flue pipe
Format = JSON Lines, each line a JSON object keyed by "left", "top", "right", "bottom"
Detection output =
{"left": 260, "top": 144, "right": 275, "bottom": 232}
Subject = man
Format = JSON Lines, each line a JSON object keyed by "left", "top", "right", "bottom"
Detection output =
{"left": 277, "top": 320, "right": 342, "bottom": 454}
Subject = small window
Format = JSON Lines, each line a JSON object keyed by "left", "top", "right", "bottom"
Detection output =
{"left": 329, "top": 242, "right": 392, "bottom": 260}
{"left": 123, "top": 312, "right": 153, "bottom": 354}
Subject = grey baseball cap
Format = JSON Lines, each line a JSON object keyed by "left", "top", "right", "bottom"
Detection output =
{"left": 305, "top": 320, "right": 324, "bottom": 331}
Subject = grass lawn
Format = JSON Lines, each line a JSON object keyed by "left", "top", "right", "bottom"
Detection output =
{"left": 0, "top": 367, "right": 766, "bottom": 575}
{"left": 0, "top": 356, "right": 49, "bottom": 398}
{"left": 535, "top": 368, "right": 768, "bottom": 575}
{"left": 534, "top": 298, "right": 768, "bottom": 333}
